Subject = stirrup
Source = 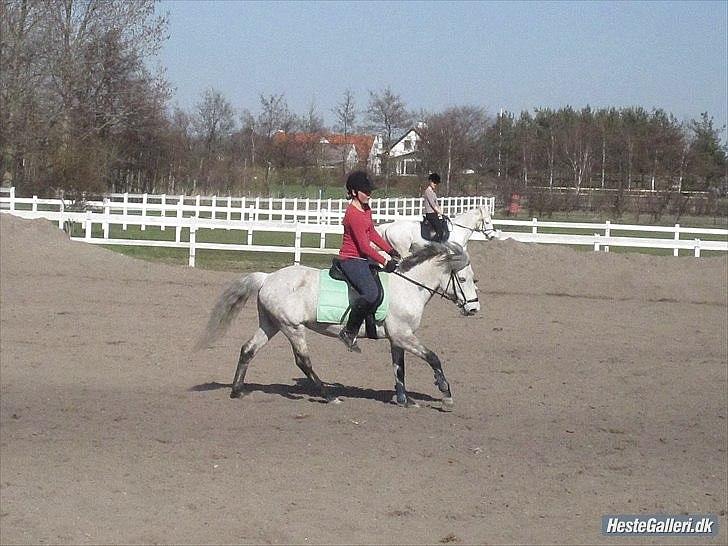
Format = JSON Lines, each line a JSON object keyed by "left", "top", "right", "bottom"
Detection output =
{"left": 338, "top": 329, "right": 361, "bottom": 353}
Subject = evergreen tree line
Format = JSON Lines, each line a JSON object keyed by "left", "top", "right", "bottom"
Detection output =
{"left": 2, "top": 1, "right": 726, "bottom": 205}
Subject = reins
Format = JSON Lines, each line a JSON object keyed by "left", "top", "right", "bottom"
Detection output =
{"left": 390, "top": 269, "right": 476, "bottom": 309}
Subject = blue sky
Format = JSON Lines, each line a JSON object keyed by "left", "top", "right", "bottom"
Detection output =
{"left": 157, "top": 0, "right": 727, "bottom": 132}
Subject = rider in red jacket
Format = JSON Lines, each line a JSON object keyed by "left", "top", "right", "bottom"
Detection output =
{"left": 337, "top": 171, "right": 400, "bottom": 352}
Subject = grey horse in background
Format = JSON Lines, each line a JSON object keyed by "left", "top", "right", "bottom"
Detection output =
{"left": 197, "top": 242, "right": 474, "bottom": 409}
{"left": 376, "top": 205, "right": 499, "bottom": 316}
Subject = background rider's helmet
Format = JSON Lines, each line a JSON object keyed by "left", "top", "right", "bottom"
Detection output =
{"left": 346, "top": 171, "right": 374, "bottom": 197}
{"left": 428, "top": 172, "right": 441, "bottom": 184}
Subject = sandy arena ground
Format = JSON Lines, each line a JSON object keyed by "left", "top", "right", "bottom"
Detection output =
{"left": 1, "top": 213, "right": 726, "bottom": 545}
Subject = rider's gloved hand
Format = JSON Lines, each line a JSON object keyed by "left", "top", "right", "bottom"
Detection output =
{"left": 388, "top": 249, "right": 402, "bottom": 261}
{"left": 382, "top": 259, "right": 398, "bottom": 273}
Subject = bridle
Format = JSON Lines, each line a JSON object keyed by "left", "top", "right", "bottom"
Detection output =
{"left": 449, "top": 216, "right": 497, "bottom": 239}
{"left": 391, "top": 269, "right": 478, "bottom": 310}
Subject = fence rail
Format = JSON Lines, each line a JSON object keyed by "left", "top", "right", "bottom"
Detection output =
{"left": 1, "top": 187, "right": 726, "bottom": 266}
{"left": 0, "top": 187, "right": 493, "bottom": 225}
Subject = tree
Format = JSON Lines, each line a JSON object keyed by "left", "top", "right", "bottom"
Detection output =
{"left": 333, "top": 88, "right": 356, "bottom": 175}
{"left": 687, "top": 112, "right": 727, "bottom": 191}
{"left": 366, "top": 86, "right": 410, "bottom": 189}
{"left": 0, "top": 0, "right": 169, "bottom": 194}
{"left": 194, "top": 88, "right": 235, "bottom": 155}
{"left": 191, "top": 88, "right": 235, "bottom": 191}
{"left": 421, "top": 106, "right": 487, "bottom": 194}
{"left": 557, "top": 106, "right": 596, "bottom": 191}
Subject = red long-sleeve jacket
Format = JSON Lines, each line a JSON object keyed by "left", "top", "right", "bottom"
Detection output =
{"left": 338, "top": 205, "right": 393, "bottom": 265}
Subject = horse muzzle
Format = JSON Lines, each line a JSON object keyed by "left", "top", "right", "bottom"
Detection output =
{"left": 483, "top": 224, "right": 499, "bottom": 240}
{"left": 461, "top": 300, "right": 480, "bottom": 316}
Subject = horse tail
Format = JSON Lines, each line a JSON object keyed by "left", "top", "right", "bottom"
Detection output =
{"left": 195, "top": 272, "right": 268, "bottom": 351}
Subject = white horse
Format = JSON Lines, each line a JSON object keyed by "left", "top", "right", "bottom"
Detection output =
{"left": 377, "top": 205, "right": 498, "bottom": 254}
{"left": 376, "top": 205, "right": 498, "bottom": 315}
{"left": 197, "top": 242, "right": 474, "bottom": 408}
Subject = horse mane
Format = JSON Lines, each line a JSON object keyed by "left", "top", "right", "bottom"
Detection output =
{"left": 399, "top": 241, "right": 469, "bottom": 273}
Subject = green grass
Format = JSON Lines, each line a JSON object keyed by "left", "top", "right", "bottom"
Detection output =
{"left": 59, "top": 210, "right": 727, "bottom": 271}
{"left": 70, "top": 223, "right": 342, "bottom": 272}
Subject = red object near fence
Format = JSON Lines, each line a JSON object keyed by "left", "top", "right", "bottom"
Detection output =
{"left": 508, "top": 193, "right": 521, "bottom": 215}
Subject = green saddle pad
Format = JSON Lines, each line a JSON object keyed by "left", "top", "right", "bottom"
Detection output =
{"left": 317, "top": 270, "right": 390, "bottom": 324}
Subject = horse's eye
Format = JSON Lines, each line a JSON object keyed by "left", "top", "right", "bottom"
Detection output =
{"left": 474, "top": 278, "right": 479, "bottom": 284}
{"left": 458, "top": 277, "right": 466, "bottom": 282}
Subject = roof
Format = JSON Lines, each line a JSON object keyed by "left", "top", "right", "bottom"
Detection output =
{"left": 271, "top": 132, "right": 375, "bottom": 161}
{"left": 390, "top": 127, "right": 423, "bottom": 150}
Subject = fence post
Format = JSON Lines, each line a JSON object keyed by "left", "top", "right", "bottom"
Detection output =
{"left": 241, "top": 196, "right": 246, "bottom": 222}
{"left": 160, "top": 194, "right": 166, "bottom": 230}
{"left": 604, "top": 220, "right": 610, "bottom": 253}
{"left": 9, "top": 187, "right": 15, "bottom": 211}
{"left": 247, "top": 223, "right": 253, "bottom": 246}
{"left": 593, "top": 233, "right": 600, "bottom": 252}
{"left": 189, "top": 225, "right": 197, "bottom": 267}
{"left": 176, "top": 195, "right": 184, "bottom": 243}
{"left": 210, "top": 195, "right": 217, "bottom": 228}
{"left": 320, "top": 227, "right": 326, "bottom": 249}
{"left": 58, "top": 198, "right": 65, "bottom": 229}
{"left": 103, "top": 198, "right": 110, "bottom": 239}
{"left": 294, "top": 223, "right": 302, "bottom": 265}
{"left": 85, "top": 211, "right": 92, "bottom": 240}
{"left": 674, "top": 224, "right": 680, "bottom": 257}
{"left": 532, "top": 217, "right": 538, "bottom": 235}
{"left": 32, "top": 195, "right": 38, "bottom": 213}
{"left": 254, "top": 197, "right": 260, "bottom": 222}
{"left": 694, "top": 238, "right": 701, "bottom": 258}
{"left": 122, "top": 192, "right": 128, "bottom": 230}
{"left": 226, "top": 196, "right": 232, "bottom": 228}
{"left": 305, "top": 198, "right": 310, "bottom": 224}
{"left": 195, "top": 195, "right": 201, "bottom": 219}
{"left": 141, "top": 193, "right": 147, "bottom": 231}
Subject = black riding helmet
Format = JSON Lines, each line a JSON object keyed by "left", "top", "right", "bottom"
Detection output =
{"left": 346, "top": 170, "right": 374, "bottom": 197}
{"left": 428, "top": 172, "right": 441, "bottom": 184}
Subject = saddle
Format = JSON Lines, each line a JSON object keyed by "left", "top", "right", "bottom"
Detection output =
{"left": 420, "top": 215, "right": 450, "bottom": 242}
{"left": 328, "top": 258, "right": 385, "bottom": 339}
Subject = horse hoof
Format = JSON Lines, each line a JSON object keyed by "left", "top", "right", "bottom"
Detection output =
{"left": 440, "top": 397, "right": 455, "bottom": 411}
{"left": 391, "top": 395, "right": 420, "bottom": 408}
{"left": 230, "top": 389, "right": 246, "bottom": 399}
{"left": 327, "top": 396, "right": 343, "bottom": 404}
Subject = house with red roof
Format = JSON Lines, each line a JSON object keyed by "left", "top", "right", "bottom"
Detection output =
{"left": 270, "top": 128, "right": 422, "bottom": 176}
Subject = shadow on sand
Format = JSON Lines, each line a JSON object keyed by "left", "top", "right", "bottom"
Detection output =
{"left": 189, "top": 378, "right": 439, "bottom": 406}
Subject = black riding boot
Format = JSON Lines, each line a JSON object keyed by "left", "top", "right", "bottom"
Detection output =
{"left": 338, "top": 298, "right": 370, "bottom": 353}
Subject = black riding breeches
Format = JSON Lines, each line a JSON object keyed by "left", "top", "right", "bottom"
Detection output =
{"left": 339, "top": 258, "right": 380, "bottom": 306}
{"left": 425, "top": 212, "right": 446, "bottom": 241}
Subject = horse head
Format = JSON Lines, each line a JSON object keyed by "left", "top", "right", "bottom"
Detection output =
{"left": 399, "top": 242, "right": 479, "bottom": 316}
{"left": 476, "top": 205, "right": 499, "bottom": 240}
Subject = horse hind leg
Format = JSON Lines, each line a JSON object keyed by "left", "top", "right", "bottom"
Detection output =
{"left": 230, "top": 312, "right": 279, "bottom": 398}
{"left": 284, "top": 325, "right": 338, "bottom": 403}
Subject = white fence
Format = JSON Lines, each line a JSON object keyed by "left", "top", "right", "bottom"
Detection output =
{"left": 0, "top": 187, "right": 492, "bottom": 226}
{"left": 1, "top": 187, "right": 726, "bottom": 266}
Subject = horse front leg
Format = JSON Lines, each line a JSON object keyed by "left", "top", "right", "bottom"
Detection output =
{"left": 395, "top": 334, "right": 454, "bottom": 410}
{"left": 390, "top": 344, "right": 419, "bottom": 408}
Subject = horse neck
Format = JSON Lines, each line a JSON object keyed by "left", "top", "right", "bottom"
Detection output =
{"left": 450, "top": 209, "right": 485, "bottom": 245}
{"left": 405, "top": 258, "right": 451, "bottom": 295}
